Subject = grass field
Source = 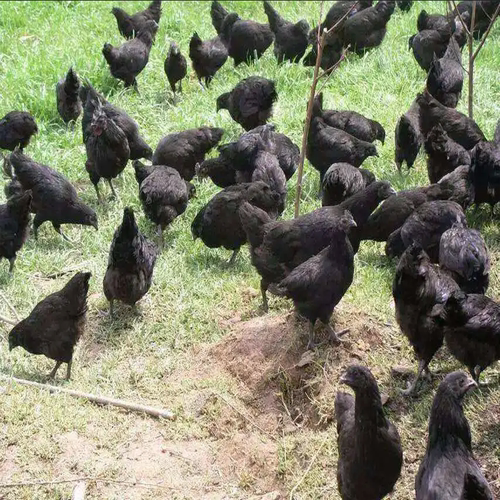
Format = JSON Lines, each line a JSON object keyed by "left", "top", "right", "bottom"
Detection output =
{"left": 0, "top": 1, "right": 499, "bottom": 498}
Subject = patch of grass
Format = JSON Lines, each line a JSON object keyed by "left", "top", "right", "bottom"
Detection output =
{"left": 0, "top": 1, "right": 499, "bottom": 499}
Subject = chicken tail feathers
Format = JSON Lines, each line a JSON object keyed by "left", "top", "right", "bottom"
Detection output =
{"left": 64, "top": 67, "right": 80, "bottom": 98}
{"left": 263, "top": 1, "right": 283, "bottom": 32}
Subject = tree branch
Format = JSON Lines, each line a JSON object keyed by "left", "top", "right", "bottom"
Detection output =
{"left": 450, "top": 0, "right": 471, "bottom": 37}
{"left": 471, "top": 4, "right": 500, "bottom": 62}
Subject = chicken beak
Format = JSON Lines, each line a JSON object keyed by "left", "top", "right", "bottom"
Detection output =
{"left": 339, "top": 374, "right": 351, "bottom": 386}
{"left": 464, "top": 376, "right": 478, "bottom": 393}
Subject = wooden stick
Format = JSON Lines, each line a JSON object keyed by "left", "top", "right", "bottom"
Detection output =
{"left": 0, "top": 291, "right": 20, "bottom": 321}
{"left": 0, "top": 477, "right": 174, "bottom": 490}
{"left": 71, "top": 481, "right": 86, "bottom": 500}
{"left": 2, "top": 376, "right": 175, "bottom": 420}
{"left": 0, "top": 314, "right": 17, "bottom": 326}
{"left": 468, "top": 1, "right": 476, "bottom": 119}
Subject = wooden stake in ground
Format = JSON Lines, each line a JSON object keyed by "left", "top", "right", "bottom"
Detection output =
{"left": 293, "top": 2, "right": 358, "bottom": 217}
{"left": 2, "top": 376, "right": 175, "bottom": 420}
{"left": 450, "top": 0, "right": 500, "bottom": 119}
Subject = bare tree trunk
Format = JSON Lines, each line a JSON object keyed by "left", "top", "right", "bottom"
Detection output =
{"left": 468, "top": 2, "right": 476, "bottom": 119}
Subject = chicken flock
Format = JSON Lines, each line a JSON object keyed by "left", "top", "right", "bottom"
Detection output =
{"left": 1, "top": 0, "right": 500, "bottom": 498}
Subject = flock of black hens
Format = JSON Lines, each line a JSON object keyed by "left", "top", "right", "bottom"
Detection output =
{"left": 1, "top": 0, "right": 500, "bottom": 498}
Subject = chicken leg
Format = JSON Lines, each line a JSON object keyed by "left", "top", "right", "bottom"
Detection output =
{"left": 401, "top": 359, "right": 426, "bottom": 396}
{"left": 227, "top": 248, "right": 240, "bottom": 266}
{"left": 48, "top": 361, "right": 63, "bottom": 379}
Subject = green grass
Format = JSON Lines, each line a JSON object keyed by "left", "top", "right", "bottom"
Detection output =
{"left": 0, "top": 1, "right": 499, "bottom": 499}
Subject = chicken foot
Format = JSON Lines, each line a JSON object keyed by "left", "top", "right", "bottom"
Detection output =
{"left": 401, "top": 359, "right": 427, "bottom": 396}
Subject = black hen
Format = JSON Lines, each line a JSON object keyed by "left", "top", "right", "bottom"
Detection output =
{"left": 134, "top": 160, "right": 195, "bottom": 242}
{"left": 217, "top": 77, "right": 277, "bottom": 131}
{"left": 263, "top": 1, "right": 310, "bottom": 63}
{"left": 103, "top": 208, "right": 158, "bottom": 316}
{"left": 195, "top": 155, "right": 236, "bottom": 188}
{"left": 308, "top": 97, "right": 378, "bottom": 188}
{"left": 415, "top": 371, "right": 492, "bottom": 499}
{"left": 7, "top": 151, "right": 98, "bottom": 240}
{"left": 111, "top": 0, "right": 161, "bottom": 39}
{"left": 427, "top": 37, "right": 464, "bottom": 108}
{"left": 417, "top": 9, "right": 455, "bottom": 32}
{"left": 409, "top": 25, "right": 453, "bottom": 72}
{"left": 152, "top": 127, "right": 224, "bottom": 181}
{"left": 270, "top": 211, "right": 356, "bottom": 349}
{"left": 439, "top": 221, "right": 490, "bottom": 294}
{"left": 211, "top": 0, "right": 229, "bottom": 35}
{"left": 438, "top": 291, "right": 500, "bottom": 383}
{"left": 395, "top": 98, "right": 423, "bottom": 171}
{"left": 81, "top": 82, "right": 152, "bottom": 161}
{"left": 470, "top": 140, "right": 500, "bottom": 213}
{"left": 0, "top": 111, "right": 38, "bottom": 151}
{"left": 397, "top": 1, "right": 413, "bottom": 12}
{"left": 317, "top": 92, "right": 385, "bottom": 144}
{"left": 322, "top": 163, "right": 375, "bottom": 207}
{"left": 342, "top": 1, "right": 395, "bottom": 53}
{"left": 192, "top": 181, "right": 281, "bottom": 265}
{"left": 0, "top": 190, "right": 32, "bottom": 272}
{"left": 336, "top": 365, "right": 403, "bottom": 500}
{"left": 418, "top": 91, "right": 486, "bottom": 150}
{"left": 8, "top": 272, "right": 91, "bottom": 380}
{"left": 220, "top": 12, "right": 274, "bottom": 66}
{"left": 386, "top": 200, "right": 466, "bottom": 261}
{"left": 56, "top": 67, "right": 82, "bottom": 124}
{"left": 103, "top": 20, "right": 158, "bottom": 89}
{"left": 84, "top": 96, "right": 130, "bottom": 200}
{"left": 393, "top": 244, "right": 460, "bottom": 395}
{"left": 165, "top": 41, "right": 187, "bottom": 95}
{"left": 189, "top": 32, "right": 227, "bottom": 88}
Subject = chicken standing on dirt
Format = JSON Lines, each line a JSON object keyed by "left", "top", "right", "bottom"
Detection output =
{"left": 84, "top": 95, "right": 130, "bottom": 201}
{"left": 6, "top": 150, "right": 98, "bottom": 240}
{"left": 192, "top": 181, "right": 281, "bottom": 265}
{"left": 111, "top": 0, "right": 161, "bottom": 39}
{"left": 0, "top": 190, "right": 32, "bottom": 273}
{"left": 335, "top": 365, "right": 403, "bottom": 500}
{"left": 270, "top": 211, "right": 356, "bottom": 349}
{"left": 103, "top": 20, "right": 158, "bottom": 89}
{"left": 0, "top": 111, "right": 38, "bottom": 152}
{"left": 263, "top": 1, "right": 310, "bottom": 63}
{"left": 216, "top": 77, "right": 277, "bottom": 131}
{"left": 415, "top": 371, "right": 493, "bottom": 499}
{"left": 219, "top": 12, "right": 274, "bottom": 66}
{"left": 152, "top": 127, "right": 224, "bottom": 181}
{"left": 189, "top": 32, "right": 228, "bottom": 88}
{"left": 439, "top": 222, "right": 490, "bottom": 294}
{"left": 134, "top": 160, "right": 195, "bottom": 243}
{"left": 56, "top": 67, "right": 82, "bottom": 124}
{"left": 165, "top": 42, "right": 187, "bottom": 95}
{"left": 393, "top": 244, "right": 459, "bottom": 395}
{"left": 8, "top": 272, "right": 91, "bottom": 380}
{"left": 436, "top": 291, "right": 500, "bottom": 384}
{"left": 103, "top": 208, "right": 158, "bottom": 317}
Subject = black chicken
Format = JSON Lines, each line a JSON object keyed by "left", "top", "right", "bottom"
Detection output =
{"left": 81, "top": 82, "right": 152, "bottom": 161}
{"left": 335, "top": 365, "right": 403, "bottom": 500}
{"left": 0, "top": 111, "right": 38, "bottom": 151}
{"left": 9, "top": 272, "right": 91, "bottom": 380}
{"left": 216, "top": 77, "right": 277, "bottom": 131}
{"left": 263, "top": 1, "right": 310, "bottom": 63}
{"left": 84, "top": 96, "right": 130, "bottom": 200}
{"left": 211, "top": 0, "right": 229, "bottom": 35}
{"left": 195, "top": 155, "right": 237, "bottom": 188}
{"left": 152, "top": 127, "right": 224, "bottom": 181}
{"left": 270, "top": 211, "right": 356, "bottom": 349}
{"left": 0, "top": 190, "right": 32, "bottom": 272}
{"left": 192, "top": 181, "right": 281, "bottom": 265}
{"left": 322, "top": 163, "right": 375, "bottom": 207}
{"left": 417, "top": 91, "right": 486, "bottom": 150}
{"left": 219, "top": 12, "right": 274, "bottom": 66}
{"left": 103, "top": 20, "right": 158, "bottom": 89}
{"left": 341, "top": 1, "right": 395, "bottom": 53}
{"left": 165, "top": 41, "right": 187, "bottom": 95}
{"left": 189, "top": 32, "right": 228, "bottom": 88}
{"left": 103, "top": 208, "right": 158, "bottom": 316}
{"left": 316, "top": 93, "right": 385, "bottom": 144}
{"left": 470, "top": 140, "right": 500, "bottom": 213}
{"left": 425, "top": 124, "right": 471, "bottom": 183}
{"left": 437, "top": 165, "right": 475, "bottom": 210}
{"left": 134, "top": 160, "right": 195, "bottom": 242}
{"left": 415, "top": 371, "right": 492, "bottom": 499}
{"left": 417, "top": 9, "right": 454, "bottom": 32}
{"left": 56, "top": 67, "right": 82, "bottom": 124}
{"left": 438, "top": 291, "right": 500, "bottom": 383}
{"left": 111, "top": 0, "right": 161, "bottom": 39}
{"left": 409, "top": 25, "right": 453, "bottom": 72}
{"left": 397, "top": 1, "right": 413, "bottom": 12}
{"left": 303, "top": 31, "right": 343, "bottom": 73}
{"left": 386, "top": 200, "right": 466, "bottom": 261}
{"left": 427, "top": 37, "right": 463, "bottom": 108}
{"left": 395, "top": 98, "right": 423, "bottom": 171}
{"left": 439, "top": 222, "right": 490, "bottom": 294}
{"left": 7, "top": 151, "right": 98, "bottom": 240}
{"left": 393, "top": 244, "right": 459, "bottom": 395}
